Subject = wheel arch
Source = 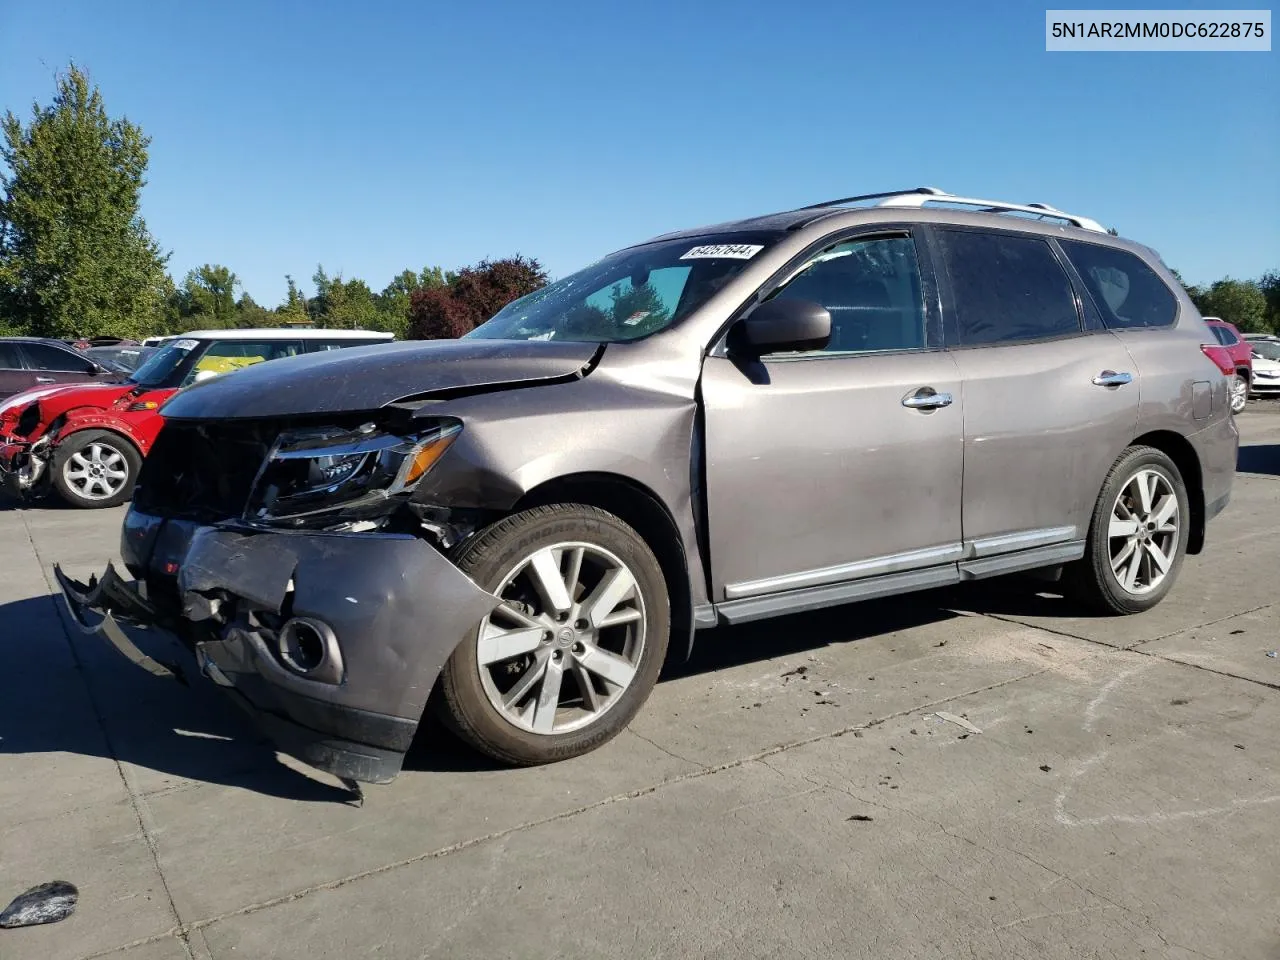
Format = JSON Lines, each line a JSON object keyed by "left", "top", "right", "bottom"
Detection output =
{"left": 1131, "top": 429, "right": 1205, "bottom": 555}
{"left": 512, "top": 471, "right": 695, "bottom": 665}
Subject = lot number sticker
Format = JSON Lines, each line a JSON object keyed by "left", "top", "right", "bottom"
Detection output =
{"left": 680, "top": 244, "right": 764, "bottom": 260}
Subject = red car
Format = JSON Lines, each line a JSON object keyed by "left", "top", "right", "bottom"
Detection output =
{"left": 1201, "top": 317, "right": 1253, "bottom": 414}
{"left": 0, "top": 329, "right": 394, "bottom": 508}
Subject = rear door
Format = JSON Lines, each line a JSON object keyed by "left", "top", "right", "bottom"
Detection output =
{"left": 0, "top": 342, "right": 31, "bottom": 399}
{"left": 17, "top": 342, "right": 100, "bottom": 387}
{"left": 702, "top": 229, "right": 965, "bottom": 606}
{"left": 933, "top": 227, "right": 1139, "bottom": 557}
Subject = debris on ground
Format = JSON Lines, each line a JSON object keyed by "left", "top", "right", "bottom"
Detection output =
{"left": 1266, "top": 651, "right": 1277, "bottom": 659}
{"left": 1170, "top": 698, "right": 1190, "bottom": 706}
{"left": 1230, "top": 629, "right": 1245, "bottom": 635}
{"left": 934, "top": 711, "right": 983, "bottom": 735}
{"left": 781, "top": 665, "right": 809, "bottom": 680}
{"left": 0, "top": 881, "right": 78, "bottom": 928}
{"left": 1039, "top": 764, "right": 1052, "bottom": 772}
{"left": 1235, "top": 744, "right": 1246, "bottom": 750}
{"left": 846, "top": 814, "right": 874, "bottom": 822}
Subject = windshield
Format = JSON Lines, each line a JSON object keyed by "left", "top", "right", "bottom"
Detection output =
{"left": 1252, "top": 340, "right": 1280, "bottom": 361}
{"left": 128, "top": 338, "right": 200, "bottom": 388}
{"left": 466, "top": 234, "right": 778, "bottom": 343}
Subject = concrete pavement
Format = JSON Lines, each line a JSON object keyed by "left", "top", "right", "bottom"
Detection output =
{"left": 2, "top": 407, "right": 1278, "bottom": 960}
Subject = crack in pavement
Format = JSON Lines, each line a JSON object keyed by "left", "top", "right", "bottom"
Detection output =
{"left": 21, "top": 509, "right": 199, "bottom": 960}
{"left": 76, "top": 667, "right": 1051, "bottom": 959}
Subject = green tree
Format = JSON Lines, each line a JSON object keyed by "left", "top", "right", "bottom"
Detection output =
{"left": 1258, "top": 270, "right": 1280, "bottom": 333}
{"left": 0, "top": 64, "right": 168, "bottom": 338}
{"left": 275, "top": 274, "right": 310, "bottom": 326}
{"left": 174, "top": 263, "right": 238, "bottom": 329}
{"left": 376, "top": 266, "right": 448, "bottom": 336}
{"left": 1193, "top": 278, "right": 1268, "bottom": 333}
{"left": 234, "top": 292, "right": 275, "bottom": 328}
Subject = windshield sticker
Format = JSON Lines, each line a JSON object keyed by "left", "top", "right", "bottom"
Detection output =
{"left": 172, "top": 338, "right": 199, "bottom": 351}
{"left": 623, "top": 311, "right": 651, "bottom": 326}
{"left": 680, "top": 244, "right": 764, "bottom": 261}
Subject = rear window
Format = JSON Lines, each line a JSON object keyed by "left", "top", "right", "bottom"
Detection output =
{"left": 938, "top": 230, "right": 1081, "bottom": 346}
{"left": 1060, "top": 240, "right": 1177, "bottom": 330}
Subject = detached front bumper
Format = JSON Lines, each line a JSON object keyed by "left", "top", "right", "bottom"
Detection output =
{"left": 57, "top": 511, "right": 500, "bottom": 784}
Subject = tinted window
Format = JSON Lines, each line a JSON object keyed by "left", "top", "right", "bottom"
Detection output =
{"left": 306, "top": 338, "right": 391, "bottom": 352}
{"left": 22, "top": 342, "right": 90, "bottom": 371}
{"left": 1211, "top": 325, "right": 1238, "bottom": 346}
{"left": 940, "top": 231, "right": 1080, "bottom": 346}
{"left": 1060, "top": 240, "right": 1177, "bottom": 330}
{"left": 767, "top": 235, "right": 926, "bottom": 353}
{"left": 0, "top": 343, "right": 22, "bottom": 369}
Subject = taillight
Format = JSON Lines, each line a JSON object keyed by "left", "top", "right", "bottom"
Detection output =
{"left": 1200, "top": 344, "right": 1235, "bottom": 376}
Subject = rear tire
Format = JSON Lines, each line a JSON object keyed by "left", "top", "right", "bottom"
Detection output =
{"left": 51, "top": 430, "right": 141, "bottom": 509}
{"left": 1064, "top": 446, "right": 1190, "bottom": 615}
{"left": 438, "top": 504, "right": 670, "bottom": 765}
{"left": 1229, "top": 373, "right": 1249, "bottom": 414}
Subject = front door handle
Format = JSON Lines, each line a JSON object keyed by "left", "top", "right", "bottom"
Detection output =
{"left": 35, "top": 376, "right": 55, "bottom": 383}
{"left": 1092, "top": 370, "right": 1133, "bottom": 387}
{"left": 902, "top": 387, "right": 953, "bottom": 410}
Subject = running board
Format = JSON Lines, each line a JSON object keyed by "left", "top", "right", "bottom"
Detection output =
{"left": 713, "top": 540, "right": 1084, "bottom": 625}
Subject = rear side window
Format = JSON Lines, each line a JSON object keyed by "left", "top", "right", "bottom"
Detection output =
{"left": 1060, "top": 240, "right": 1177, "bottom": 330}
{"left": 0, "top": 343, "right": 22, "bottom": 369}
{"left": 306, "top": 338, "right": 390, "bottom": 352}
{"left": 1210, "top": 325, "right": 1238, "bottom": 346}
{"left": 938, "top": 231, "right": 1080, "bottom": 346}
{"left": 22, "top": 342, "right": 89, "bottom": 371}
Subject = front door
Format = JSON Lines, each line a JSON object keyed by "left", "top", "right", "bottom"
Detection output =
{"left": 933, "top": 227, "right": 1140, "bottom": 552}
{"left": 17, "top": 342, "right": 99, "bottom": 388}
{"left": 701, "top": 231, "right": 964, "bottom": 603}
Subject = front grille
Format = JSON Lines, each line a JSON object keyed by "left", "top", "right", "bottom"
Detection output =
{"left": 134, "top": 420, "right": 278, "bottom": 521}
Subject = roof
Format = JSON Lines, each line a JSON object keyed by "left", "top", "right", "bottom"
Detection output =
{"left": 175, "top": 329, "right": 395, "bottom": 341}
{"left": 640, "top": 187, "right": 1114, "bottom": 246}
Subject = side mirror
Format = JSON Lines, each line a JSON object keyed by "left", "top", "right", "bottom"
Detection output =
{"left": 735, "top": 298, "right": 832, "bottom": 356}
{"left": 192, "top": 369, "right": 219, "bottom": 384}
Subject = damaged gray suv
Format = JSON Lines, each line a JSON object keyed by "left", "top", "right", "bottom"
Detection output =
{"left": 60, "top": 188, "right": 1238, "bottom": 786}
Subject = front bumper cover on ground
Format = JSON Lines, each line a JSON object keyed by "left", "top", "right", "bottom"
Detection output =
{"left": 56, "top": 513, "right": 502, "bottom": 784}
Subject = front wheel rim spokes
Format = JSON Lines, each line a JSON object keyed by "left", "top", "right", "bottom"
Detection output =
{"left": 63, "top": 443, "right": 128, "bottom": 499}
{"left": 477, "top": 542, "right": 646, "bottom": 735}
{"left": 1108, "top": 469, "right": 1179, "bottom": 595}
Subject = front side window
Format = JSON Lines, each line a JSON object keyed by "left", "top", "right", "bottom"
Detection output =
{"left": 1059, "top": 240, "right": 1177, "bottom": 330}
{"left": 183, "top": 340, "right": 303, "bottom": 385}
{"left": 1211, "top": 325, "right": 1237, "bottom": 346}
{"left": 467, "top": 233, "right": 778, "bottom": 343}
{"left": 939, "top": 230, "right": 1080, "bottom": 346}
{"left": 22, "top": 342, "right": 90, "bottom": 372}
{"left": 764, "top": 235, "right": 926, "bottom": 354}
{"left": 305, "top": 339, "right": 390, "bottom": 352}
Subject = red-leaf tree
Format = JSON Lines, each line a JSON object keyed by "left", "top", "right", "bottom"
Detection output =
{"left": 407, "top": 255, "right": 548, "bottom": 339}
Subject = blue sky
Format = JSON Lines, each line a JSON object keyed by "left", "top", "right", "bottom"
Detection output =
{"left": 2, "top": 0, "right": 1276, "bottom": 304}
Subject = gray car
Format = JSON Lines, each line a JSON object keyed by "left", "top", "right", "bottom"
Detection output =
{"left": 59, "top": 187, "right": 1237, "bottom": 788}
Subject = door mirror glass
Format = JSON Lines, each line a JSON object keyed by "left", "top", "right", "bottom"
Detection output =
{"left": 736, "top": 299, "right": 832, "bottom": 356}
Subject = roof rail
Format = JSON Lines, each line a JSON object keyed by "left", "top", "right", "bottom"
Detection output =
{"left": 798, "top": 187, "right": 1107, "bottom": 233}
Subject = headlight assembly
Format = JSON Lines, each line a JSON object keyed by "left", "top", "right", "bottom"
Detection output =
{"left": 246, "top": 418, "right": 461, "bottom": 527}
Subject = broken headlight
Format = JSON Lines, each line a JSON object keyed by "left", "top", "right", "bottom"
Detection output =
{"left": 245, "top": 418, "right": 461, "bottom": 528}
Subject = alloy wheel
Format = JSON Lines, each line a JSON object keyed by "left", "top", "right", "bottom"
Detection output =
{"left": 476, "top": 542, "right": 647, "bottom": 735}
{"left": 62, "top": 443, "right": 130, "bottom": 501}
{"left": 1107, "top": 468, "right": 1180, "bottom": 596}
{"left": 1230, "top": 375, "right": 1248, "bottom": 413}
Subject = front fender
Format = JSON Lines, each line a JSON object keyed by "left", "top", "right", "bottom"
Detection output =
{"left": 51, "top": 409, "right": 151, "bottom": 454}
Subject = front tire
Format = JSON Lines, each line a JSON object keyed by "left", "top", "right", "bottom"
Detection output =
{"left": 1064, "top": 446, "right": 1190, "bottom": 615}
{"left": 439, "top": 504, "right": 670, "bottom": 765}
{"left": 51, "top": 430, "right": 141, "bottom": 509}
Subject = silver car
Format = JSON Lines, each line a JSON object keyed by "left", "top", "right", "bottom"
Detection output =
{"left": 59, "top": 188, "right": 1238, "bottom": 787}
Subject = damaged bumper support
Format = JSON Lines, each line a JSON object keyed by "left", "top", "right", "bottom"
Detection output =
{"left": 57, "top": 513, "right": 500, "bottom": 784}
{"left": 0, "top": 436, "right": 50, "bottom": 498}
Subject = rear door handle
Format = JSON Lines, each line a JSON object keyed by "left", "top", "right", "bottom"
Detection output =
{"left": 902, "top": 387, "right": 953, "bottom": 410}
{"left": 35, "top": 376, "right": 55, "bottom": 383}
{"left": 1092, "top": 371, "right": 1133, "bottom": 387}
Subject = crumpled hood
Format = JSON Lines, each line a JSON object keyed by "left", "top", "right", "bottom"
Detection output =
{"left": 0, "top": 382, "right": 132, "bottom": 424}
{"left": 159, "top": 338, "right": 602, "bottom": 420}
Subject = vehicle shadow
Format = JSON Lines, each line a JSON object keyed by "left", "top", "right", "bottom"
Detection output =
{"left": 0, "top": 595, "right": 355, "bottom": 803}
{"left": 1238, "top": 443, "right": 1279, "bottom": 477}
